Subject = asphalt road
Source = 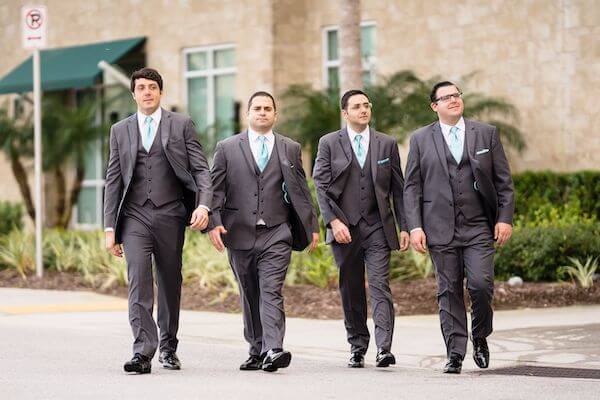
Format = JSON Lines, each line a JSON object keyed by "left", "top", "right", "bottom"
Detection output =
{"left": 1, "top": 288, "right": 599, "bottom": 399}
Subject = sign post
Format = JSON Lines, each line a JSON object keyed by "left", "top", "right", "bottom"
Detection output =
{"left": 22, "top": 5, "right": 47, "bottom": 278}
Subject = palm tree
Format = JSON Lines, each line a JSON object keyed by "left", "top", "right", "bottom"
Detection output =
{"left": 0, "top": 108, "right": 34, "bottom": 220}
{"left": 0, "top": 98, "right": 105, "bottom": 228}
{"left": 278, "top": 85, "right": 340, "bottom": 161}
{"left": 42, "top": 98, "right": 106, "bottom": 228}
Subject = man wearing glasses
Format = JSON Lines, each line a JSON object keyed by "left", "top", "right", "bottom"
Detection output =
{"left": 313, "top": 90, "right": 409, "bottom": 368}
{"left": 404, "top": 81, "right": 515, "bottom": 374}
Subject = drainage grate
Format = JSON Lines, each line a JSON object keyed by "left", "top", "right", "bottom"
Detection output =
{"left": 477, "top": 365, "right": 600, "bottom": 380}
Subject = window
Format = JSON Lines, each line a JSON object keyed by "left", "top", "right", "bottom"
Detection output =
{"left": 75, "top": 139, "right": 104, "bottom": 228}
{"left": 184, "top": 45, "right": 236, "bottom": 151}
{"left": 323, "top": 23, "right": 376, "bottom": 88}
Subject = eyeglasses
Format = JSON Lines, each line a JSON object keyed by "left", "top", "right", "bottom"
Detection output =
{"left": 349, "top": 103, "right": 373, "bottom": 111}
{"left": 435, "top": 92, "right": 463, "bottom": 103}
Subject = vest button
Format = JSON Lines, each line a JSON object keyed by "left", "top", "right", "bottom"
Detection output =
{"left": 252, "top": 211, "right": 256, "bottom": 214}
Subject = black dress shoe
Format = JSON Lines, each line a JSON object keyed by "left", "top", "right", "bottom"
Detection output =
{"left": 443, "top": 355, "right": 463, "bottom": 374}
{"left": 473, "top": 337, "right": 490, "bottom": 369}
{"left": 262, "top": 349, "right": 292, "bottom": 372}
{"left": 240, "top": 354, "right": 264, "bottom": 371}
{"left": 348, "top": 352, "right": 365, "bottom": 368}
{"left": 375, "top": 349, "right": 396, "bottom": 367}
{"left": 124, "top": 353, "right": 151, "bottom": 374}
{"left": 158, "top": 351, "right": 181, "bottom": 370}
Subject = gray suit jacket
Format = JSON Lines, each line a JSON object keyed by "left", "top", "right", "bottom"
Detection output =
{"left": 312, "top": 128, "right": 407, "bottom": 250}
{"left": 403, "top": 119, "right": 515, "bottom": 246}
{"left": 208, "top": 131, "right": 318, "bottom": 251}
{"left": 103, "top": 109, "right": 212, "bottom": 243}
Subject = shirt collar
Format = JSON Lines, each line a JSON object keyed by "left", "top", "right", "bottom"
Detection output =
{"left": 138, "top": 107, "right": 162, "bottom": 126}
{"left": 439, "top": 117, "right": 465, "bottom": 137}
{"left": 347, "top": 125, "right": 370, "bottom": 142}
{"left": 248, "top": 128, "right": 274, "bottom": 143}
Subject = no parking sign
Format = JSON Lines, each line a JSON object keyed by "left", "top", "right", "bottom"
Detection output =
{"left": 22, "top": 5, "right": 47, "bottom": 49}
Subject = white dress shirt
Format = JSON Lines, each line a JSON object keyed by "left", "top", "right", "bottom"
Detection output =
{"left": 248, "top": 128, "right": 275, "bottom": 166}
{"left": 347, "top": 125, "right": 370, "bottom": 156}
{"left": 137, "top": 107, "right": 162, "bottom": 141}
{"left": 439, "top": 116, "right": 465, "bottom": 149}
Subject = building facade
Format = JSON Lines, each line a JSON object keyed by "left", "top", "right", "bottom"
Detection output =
{"left": 0, "top": 0, "right": 598, "bottom": 228}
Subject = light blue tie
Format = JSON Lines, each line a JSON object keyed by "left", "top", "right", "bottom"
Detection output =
{"left": 354, "top": 134, "right": 366, "bottom": 168}
{"left": 257, "top": 135, "right": 269, "bottom": 172}
{"left": 142, "top": 115, "right": 154, "bottom": 152}
{"left": 449, "top": 126, "right": 463, "bottom": 164}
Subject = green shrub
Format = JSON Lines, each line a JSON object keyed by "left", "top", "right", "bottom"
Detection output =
{"left": 513, "top": 170, "right": 600, "bottom": 222}
{"left": 288, "top": 243, "right": 337, "bottom": 288}
{"left": 0, "top": 230, "right": 34, "bottom": 278}
{"left": 390, "top": 249, "right": 433, "bottom": 281}
{"left": 181, "top": 231, "right": 237, "bottom": 301}
{"left": 495, "top": 222, "right": 600, "bottom": 281}
{"left": 0, "top": 201, "right": 23, "bottom": 236}
{"left": 559, "top": 256, "right": 598, "bottom": 288}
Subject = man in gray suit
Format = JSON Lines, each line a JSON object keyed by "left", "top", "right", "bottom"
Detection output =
{"left": 404, "top": 81, "right": 515, "bottom": 374}
{"left": 313, "top": 90, "right": 409, "bottom": 368}
{"left": 208, "top": 91, "right": 319, "bottom": 372}
{"left": 104, "top": 68, "right": 212, "bottom": 374}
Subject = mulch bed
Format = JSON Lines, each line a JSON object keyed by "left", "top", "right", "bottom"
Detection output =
{"left": 1, "top": 269, "right": 599, "bottom": 319}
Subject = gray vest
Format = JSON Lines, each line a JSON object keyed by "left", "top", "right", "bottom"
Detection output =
{"left": 338, "top": 145, "right": 381, "bottom": 227}
{"left": 254, "top": 144, "right": 290, "bottom": 227}
{"left": 127, "top": 124, "right": 183, "bottom": 207}
{"left": 444, "top": 140, "right": 486, "bottom": 222}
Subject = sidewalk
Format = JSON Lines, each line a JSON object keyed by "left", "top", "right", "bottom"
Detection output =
{"left": 1, "top": 288, "right": 598, "bottom": 399}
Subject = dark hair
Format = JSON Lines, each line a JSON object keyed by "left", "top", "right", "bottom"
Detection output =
{"left": 130, "top": 68, "right": 163, "bottom": 93}
{"left": 429, "top": 81, "right": 459, "bottom": 103}
{"left": 247, "top": 91, "right": 276, "bottom": 111}
{"left": 340, "top": 89, "right": 370, "bottom": 110}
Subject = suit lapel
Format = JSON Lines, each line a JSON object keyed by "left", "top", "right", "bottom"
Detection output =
{"left": 274, "top": 133, "right": 289, "bottom": 170}
{"left": 160, "top": 108, "right": 171, "bottom": 151}
{"left": 127, "top": 114, "right": 139, "bottom": 167}
{"left": 431, "top": 122, "right": 450, "bottom": 179}
{"left": 370, "top": 130, "right": 379, "bottom": 183}
{"left": 239, "top": 131, "right": 258, "bottom": 175}
{"left": 337, "top": 128, "right": 353, "bottom": 169}
{"left": 464, "top": 119, "right": 477, "bottom": 161}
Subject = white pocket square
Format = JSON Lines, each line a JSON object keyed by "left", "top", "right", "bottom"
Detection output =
{"left": 476, "top": 148, "right": 490, "bottom": 155}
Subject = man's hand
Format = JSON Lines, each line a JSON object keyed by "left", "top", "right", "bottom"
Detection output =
{"left": 190, "top": 206, "right": 209, "bottom": 230}
{"left": 331, "top": 218, "right": 352, "bottom": 244}
{"left": 494, "top": 222, "right": 513, "bottom": 246}
{"left": 308, "top": 232, "right": 320, "bottom": 253}
{"left": 399, "top": 231, "right": 410, "bottom": 251}
{"left": 105, "top": 231, "right": 123, "bottom": 257}
{"left": 208, "top": 225, "right": 228, "bottom": 252}
{"left": 410, "top": 229, "right": 427, "bottom": 254}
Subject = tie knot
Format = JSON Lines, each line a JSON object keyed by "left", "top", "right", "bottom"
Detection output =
{"left": 258, "top": 135, "right": 267, "bottom": 143}
{"left": 449, "top": 126, "right": 459, "bottom": 136}
{"left": 145, "top": 115, "right": 153, "bottom": 124}
{"left": 354, "top": 134, "right": 363, "bottom": 143}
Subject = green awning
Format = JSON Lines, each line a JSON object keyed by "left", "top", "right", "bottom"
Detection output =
{"left": 0, "top": 37, "right": 145, "bottom": 94}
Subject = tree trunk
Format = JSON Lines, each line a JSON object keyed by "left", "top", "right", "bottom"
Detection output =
{"left": 52, "top": 166, "right": 67, "bottom": 228}
{"left": 339, "top": 0, "right": 362, "bottom": 95}
{"left": 61, "top": 162, "right": 85, "bottom": 229}
{"left": 9, "top": 151, "right": 35, "bottom": 221}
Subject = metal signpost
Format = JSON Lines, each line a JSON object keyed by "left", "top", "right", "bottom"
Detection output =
{"left": 22, "top": 5, "right": 47, "bottom": 278}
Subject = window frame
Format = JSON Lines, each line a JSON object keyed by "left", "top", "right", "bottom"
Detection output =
{"left": 183, "top": 43, "right": 237, "bottom": 144}
{"left": 321, "top": 21, "right": 377, "bottom": 88}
